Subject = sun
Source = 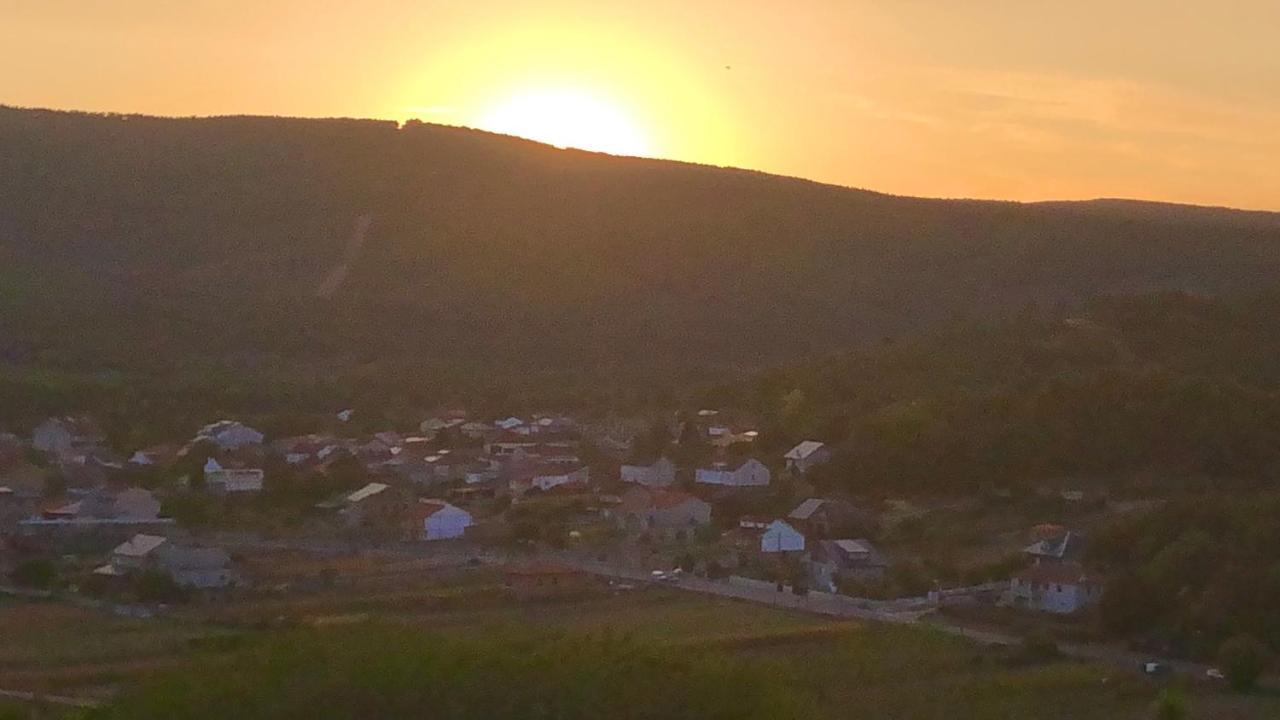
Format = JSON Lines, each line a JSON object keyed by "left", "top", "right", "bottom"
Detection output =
{"left": 475, "top": 87, "right": 652, "bottom": 157}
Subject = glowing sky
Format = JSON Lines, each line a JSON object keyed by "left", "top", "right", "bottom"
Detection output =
{"left": 3, "top": 1, "right": 1278, "bottom": 209}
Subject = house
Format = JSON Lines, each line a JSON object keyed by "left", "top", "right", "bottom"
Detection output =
{"left": 112, "top": 488, "right": 162, "bottom": 521}
{"left": 404, "top": 499, "right": 473, "bottom": 541}
{"left": 527, "top": 464, "right": 589, "bottom": 493}
{"left": 760, "top": 519, "right": 805, "bottom": 553}
{"left": 32, "top": 416, "right": 104, "bottom": 456}
{"left": 419, "top": 451, "right": 483, "bottom": 485}
{"left": 620, "top": 457, "right": 676, "bottom": 487}
{"left": 1023, "top": 525, "right": 1086, "bottom": 565}
{"left": 318, "top": 482, "right": 401, "bottom": 528}
{"left": 503, "top": 562, "right": 595, "bottom": 600}
{"left": 617, "top": 487, "right": 711, "bottom": 534}
{"left": 808, "top": 539, "right": 889, "bottom": 591}
{"left": 1008, "top": 562, "right": 1103, "bottom": 614}
{"left": 204, "top": 466, "right": 265, "bottom": 494}
{"left": 157, "top": 546, "right": 233, "bottom": 589}
{"left": 197, "top": 421, "right": 265, "bottom": 450}
{"left": 99, "top": 534, "right": 232, "bottom": 589}
{"left": 695, "top": 457, "right": 770, "bottom": 487}
{"left": 788, "top": 498, "right": 876, "bottom": 539}
{"left": 128, "top": 444, "right": 182, "bottom": 468}
{"left": 783, "top": 441, "right": 832, "bottom": 474}
{"left": 728, "top": 518, "right": 805, "bottom": 554}
{"left": 107, "top": 533, "right": 170, "bottom": 573}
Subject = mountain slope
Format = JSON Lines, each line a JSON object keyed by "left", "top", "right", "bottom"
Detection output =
{"left": 2, "top": 105, "right": 1280, "bottom": 376}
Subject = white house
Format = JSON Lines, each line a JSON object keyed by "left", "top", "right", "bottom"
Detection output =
{"left": 1008, "top": 562, "right": 1103, "bottom": 614}
{"left": 107, "top": 533, "right": 170, "bottom": 573}
{"left": 758, "top": 519, "right": 806, "bottom": 553}
{"left": 204, "top": 467, "right": 265, "bottom": 494}
{"left": 407, "top": 500, "right": 473, "bottom": 541}
{"left": 783, "top": 441, "right": 832, "bottom": 474}
{"left": 197, "top": 421, "right": 265, "bottom": 450}
{"left": 620, "top": 457, "right": 677, "bottom": 487}
{"left": 695, "top": 458, "right": 771, "bottom": 487}
{"left": 529, "top": 465, "right": 589, "bottom": 492}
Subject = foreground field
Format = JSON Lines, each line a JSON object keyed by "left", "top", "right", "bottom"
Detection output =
{"left": 3, "top": 563, "right": 1280, "bottom": 719}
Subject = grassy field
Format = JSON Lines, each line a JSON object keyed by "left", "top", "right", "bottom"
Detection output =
{"left": 4, "top": 564, "right": 1280, "bottom": 718}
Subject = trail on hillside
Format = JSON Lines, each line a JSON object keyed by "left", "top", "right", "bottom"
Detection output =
{"left": 315, "top": 214, "right": 373, "bottom": 298}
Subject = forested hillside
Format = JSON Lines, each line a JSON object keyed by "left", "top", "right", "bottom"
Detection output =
{"left": 708, "top": 292, "right": 1280, "bottom": 493}
{"left": 3, "top": 105, "right": 1280, "bottom": 382}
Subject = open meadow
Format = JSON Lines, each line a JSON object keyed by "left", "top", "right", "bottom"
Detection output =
{"left": 4, "top": 560, "right": 1280, "bottom": 719}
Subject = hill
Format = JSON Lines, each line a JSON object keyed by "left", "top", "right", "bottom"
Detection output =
{"left": 705, "top": 291, "right": 1280, "bottom": 493}
{"left": 2, "top": 105, "right": 1280, "bottom": 392}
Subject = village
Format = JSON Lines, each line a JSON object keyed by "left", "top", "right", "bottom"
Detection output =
{"left": 0, "top": 407, "right": 1111, "bottom": 622}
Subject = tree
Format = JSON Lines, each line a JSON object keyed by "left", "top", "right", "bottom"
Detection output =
{"left": 1218, "top": 634, "right": 1268, "bottom": 692}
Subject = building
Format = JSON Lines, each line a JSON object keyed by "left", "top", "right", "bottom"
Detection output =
{"left": 158, "top": 546, "right": 233, "bottom": 589}
{"left": 1008, "top": 562, "right": 1103, "bottom": 614}
{"left": 1023, "top": 525, "right": 1086, "bottom": 565}
{"left": 204, "top": 465, "right": 264, "bottom": 494}
{"left": 107, "top": 533, "right": 170, "bottom": 573}
{"left": 317, "top": 482, "right": 401, "bottom": 528}
{"left": 405, "top": 499, "right": 473, "bottom": 541}
{"left": 197, "top": 421, "right": 265, "bottom": 450}
{"left": 527, "top": 464, "right": 589, "bottom": 493}
{"left": 783, "top": 441, "right": 832, "bottom": 474}
{"left": 99, "top": 534, "right": 232, "bottom": 589}
{"left": 31, "top": 416, "right": 104, "bottom": 456}
{"left": 808, "top": 539, "right": 889, "bottom": 591}
{"left": 788, "top": 498, "right": 875, "bottom": 539}
{"left": 619, "top": 457, "right": 677, "bottom": 487}
{"left": 503, "top": 562, "right": 596, "bottom": 600}
{"left": 729, "top": 518, "right": 805, "bottom": 554}
{"left": 695, "top": 458, "right": 771, "bottom": 487}
{"left": 617, "top": 487, "right": 711, "bottom": 534}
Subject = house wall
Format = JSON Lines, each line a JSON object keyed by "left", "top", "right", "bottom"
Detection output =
{"left": 32, "top": 423, "right": 73, "bottom": 454}
{"left": 1011, "top": 578, "right": 1102, "bottom": 614}
{"left": 621, "top": 459, "right": 675, "bottom": 487}
{"left": 761, "top": 522, "right": 805, "bottom": 552}
{"left": 697, "top": 460, "right": 771, "bottom": 487}
{"left": 423, "top": 509, "right": 472, "bottom": 540}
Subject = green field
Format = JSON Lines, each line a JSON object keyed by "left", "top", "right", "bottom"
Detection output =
{"left": 2, "top": 583, "right": 1279, "bottom": 719}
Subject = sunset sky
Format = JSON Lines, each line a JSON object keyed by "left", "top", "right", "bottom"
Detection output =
{"left": 4, "top": 1, "right": 1278, "bottom": 210}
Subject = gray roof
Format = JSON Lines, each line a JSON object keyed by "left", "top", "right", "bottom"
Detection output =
{"left": 113, "top": 534, "right": 169, "bottom": 558}
{"left": 784, "top": 441, "right": 827, "bottom": 460}
{"left": 789, "top": 498, "right": 827, "bottom": 520}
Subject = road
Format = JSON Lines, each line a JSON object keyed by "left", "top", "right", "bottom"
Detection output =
{"left": 206, "top": 533, "right": 1248, "bottom": 685}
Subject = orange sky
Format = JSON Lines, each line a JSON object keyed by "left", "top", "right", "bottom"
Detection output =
{"left": 3, "top": 1, "right": 1278, "bottom": 210}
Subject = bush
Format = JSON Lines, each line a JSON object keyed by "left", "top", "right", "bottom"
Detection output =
{"left": 1016, "top": 631, "right": 1061, "bottom": 664}
{"left": 1151, "top": 687, "right": 1188, "bottom": 720}
{"left": 11, "top": 558, "right": 57, "bottom": 589}
{"left": 134, "top": 570, "right": 189, "bottom": 604}
{"left": 1219, "top": 634, "right": 1268, "bottom": 692}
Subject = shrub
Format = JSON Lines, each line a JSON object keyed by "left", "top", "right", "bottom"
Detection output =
{"left": 11, "top": 558, "right": 57, "bottom": 589}
{"left": 1219, "top": 634, "right": 1268, "bottom": 692}
{"left": 1150, "top": 687, "right": 1188, "bottom": 720}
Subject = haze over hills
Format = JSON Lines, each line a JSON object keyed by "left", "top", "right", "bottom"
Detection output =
{"left": 3, "top": 105, "right": 1280, "bottom": 381}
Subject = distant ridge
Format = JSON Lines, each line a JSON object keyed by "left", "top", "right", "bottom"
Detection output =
{"left": 2, "top": 104, "right": 1280, "bottom": 377}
